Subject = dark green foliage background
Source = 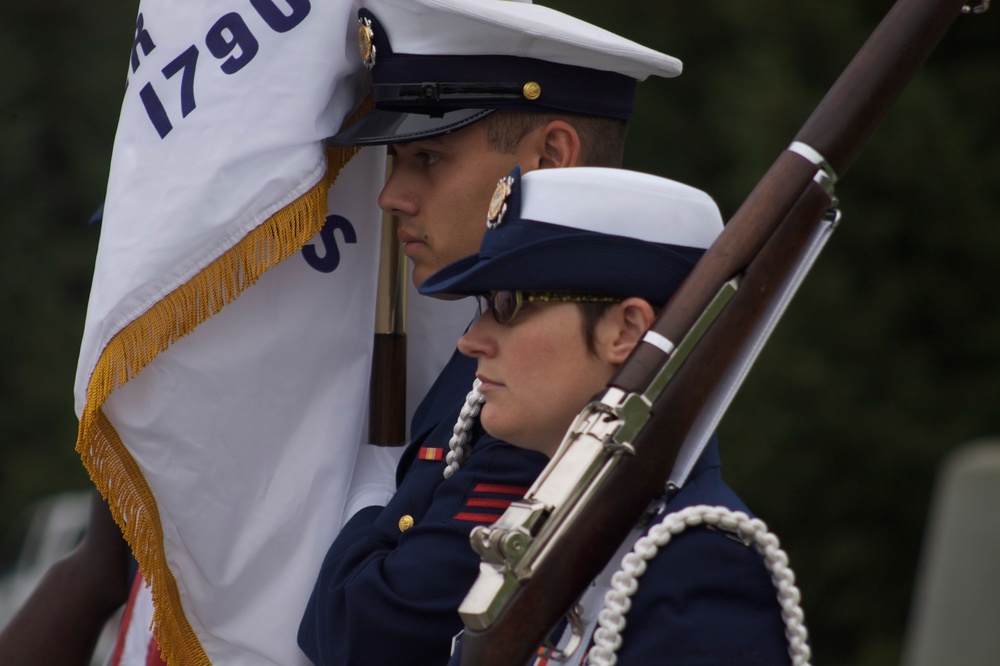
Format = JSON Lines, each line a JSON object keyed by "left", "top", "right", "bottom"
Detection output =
{"left": 2, "top": 1, "right": 997, "bottom": 664}
{"left": 1, "top": 4, "right": 135, "bottom": 557}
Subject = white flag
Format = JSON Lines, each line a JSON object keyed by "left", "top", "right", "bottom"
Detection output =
{"left": 75, "top": 1, "right": 471, "bottom": 663}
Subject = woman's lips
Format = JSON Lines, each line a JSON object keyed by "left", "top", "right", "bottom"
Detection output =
{"left": 476, "top": 373, "right": 503, "bottom": 391}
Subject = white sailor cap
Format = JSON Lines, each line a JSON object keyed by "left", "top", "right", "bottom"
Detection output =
{"left": 419, "top": 167, "right": 723, "bottom": 306}
{"left": 328, "top": 0, "right": 683, "bottom": 146}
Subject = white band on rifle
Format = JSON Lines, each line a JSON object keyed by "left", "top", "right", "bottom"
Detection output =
{"left": 788, "top": 141, "right": 837, "bottom": 181}
{"left": 642, "top": 330, "right": 676, "bottom": 356}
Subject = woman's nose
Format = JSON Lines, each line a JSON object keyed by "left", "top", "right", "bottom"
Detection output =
{"left": 457, "top": 314, "right": 498, "bottom": 359}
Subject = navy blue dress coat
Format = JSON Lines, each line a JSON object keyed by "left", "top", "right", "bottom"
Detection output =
{"left": 607, "top": 445, "right": 790, "bottom": 665}
{"left": 300, "top": 350, "right": 789, "bottom": 665}
{"left": 298, "top": 351, "right": 549, "bottom": 665}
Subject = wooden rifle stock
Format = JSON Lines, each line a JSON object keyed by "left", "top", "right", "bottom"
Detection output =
{"left": 458, "top": 0, "right": 972, "bottom": 663}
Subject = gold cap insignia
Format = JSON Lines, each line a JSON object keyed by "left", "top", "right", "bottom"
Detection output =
{"left": 358, "top": 17, "right": 376, "bottom": 70}
{"left": 522, "top": 82, "right": 541, "bottom": 101}
{"left": 487, "top": 175, "right": 514, "bottom": 229}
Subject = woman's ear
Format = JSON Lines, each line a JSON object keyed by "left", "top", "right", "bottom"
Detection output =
{"left": 603, "top": 297, "right": 656, "bottom": 365}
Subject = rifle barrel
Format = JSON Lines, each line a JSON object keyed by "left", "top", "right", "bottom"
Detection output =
{"left": 459, "top": 0, "right": 971, "bottom": 662}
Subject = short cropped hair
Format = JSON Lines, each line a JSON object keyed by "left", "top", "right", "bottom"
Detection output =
{"left": 579, "top": 301, "right": 617, "bottom": 356}
{"left": 480, "top": 110, "right": 628, "bottom": 167}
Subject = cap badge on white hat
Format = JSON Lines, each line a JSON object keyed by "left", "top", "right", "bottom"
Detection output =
{"left": 522, "top": 82, "right": 541, "bottom": 100}
{"left": 487, "top": 175, "right": 514, "bottom": 229}
{"left": 358, "top": 16, "right": 376, "bottom": 69}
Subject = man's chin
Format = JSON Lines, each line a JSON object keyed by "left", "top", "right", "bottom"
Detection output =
{"left": 410, "top": 262, "right": 463, "bottom": 299}
{"left": 407, "top": 259, "right": 428, "bottom": 291}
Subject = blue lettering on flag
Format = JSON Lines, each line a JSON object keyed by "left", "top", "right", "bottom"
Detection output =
{"left": 135, "top": 0, "right": 312, "bottom": 138}
{"left": 161, "top": 46, "right": 199, "bottom": 117}
{"left": 302, "top": 215, "right": 356, "bottom": 273}
{"left": 131, "top": 13, "right": 156, "bottom": 73}
{"left": 207, "top": 13, "right": 260, "bottom": 74}
{"left": 139, "top": 83, "right": 172, "bottom": 138}
{"left": 250, "top": 0, "right": 311, "bottom": 33}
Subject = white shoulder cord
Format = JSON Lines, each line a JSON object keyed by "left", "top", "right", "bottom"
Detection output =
{"left": 442, "top": 379, "right": 485, "bottom": 479}
{"left": 588, "top": 505, "right": 812, "bottom": 666}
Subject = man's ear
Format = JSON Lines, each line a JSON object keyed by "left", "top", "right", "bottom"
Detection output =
{"left": 604, "top": 297, "right": 656, "bottom": 365}
{"left": 519, "top": 120, "right": 582, "bottom": 171}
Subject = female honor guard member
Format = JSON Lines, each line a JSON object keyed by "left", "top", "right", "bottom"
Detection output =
{"left": 419, "top": 167, "right": 795, "bottom": 665}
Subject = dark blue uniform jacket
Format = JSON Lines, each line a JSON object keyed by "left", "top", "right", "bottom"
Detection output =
{"left": 300, "top": 350, "right": 789, "bottom": 665}
{"left": 448, "top": 441, "right": 791, "bottom": 666}
{"left": 604, "top": 444, "right": 790, "bottom": 665}
{"left": 298, "top": 351, "right": 549, "bottom": 665}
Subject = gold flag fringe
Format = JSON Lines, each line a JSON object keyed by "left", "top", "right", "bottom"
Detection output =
{"left": 76, "top": 142, "right": 363, "bottom": 666}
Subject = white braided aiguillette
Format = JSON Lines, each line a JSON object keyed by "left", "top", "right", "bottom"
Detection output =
{"left": 588, "top": 505, "right": 811, "bottom": 666}
{"left": 443, "top": 379, "right": 485, "bottom": 479}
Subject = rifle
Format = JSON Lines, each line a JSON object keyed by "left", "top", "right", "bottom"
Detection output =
{"left": 369, "top": 156, "right": 409, "bottom": 446}
{"left": 457, "top": 0, "right": 987, "bottom": 663}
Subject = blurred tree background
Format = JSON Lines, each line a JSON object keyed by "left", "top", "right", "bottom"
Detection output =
{"left": 1, "top": 1, "right": 997, "bottom": 664}
{"left": 1, "top": 3, "right": 135, "bottom": 553}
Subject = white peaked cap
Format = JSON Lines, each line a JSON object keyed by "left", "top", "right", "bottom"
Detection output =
{"left": 363, "top": 0, "right": 682, "bottom": 80}
{"left": 520, "top": 167, "right": 722, "bottom": 249}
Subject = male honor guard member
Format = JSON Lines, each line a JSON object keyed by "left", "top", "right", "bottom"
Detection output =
{"left": 300, "top": 0, "right": 686, "bottom": 664}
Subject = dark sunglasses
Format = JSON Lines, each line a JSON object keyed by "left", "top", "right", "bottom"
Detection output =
{"left": 475, "top": 290, "right": 621, "bottom": 325}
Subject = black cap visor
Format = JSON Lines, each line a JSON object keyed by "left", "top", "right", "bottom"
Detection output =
{"left": 326, "top": 107, "right": 494, "bottom": 147}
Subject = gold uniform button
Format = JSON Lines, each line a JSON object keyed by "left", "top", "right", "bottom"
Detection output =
{"left": 522, "top": 81, "right": 542, "bottom": 100}
{"left": 398, "top": 515, "right": 415, "bottom": 532}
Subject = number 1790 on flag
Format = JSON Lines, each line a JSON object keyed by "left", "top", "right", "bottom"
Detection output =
{"left": 137, "top": 0, "right": 311, "bottom": 138}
